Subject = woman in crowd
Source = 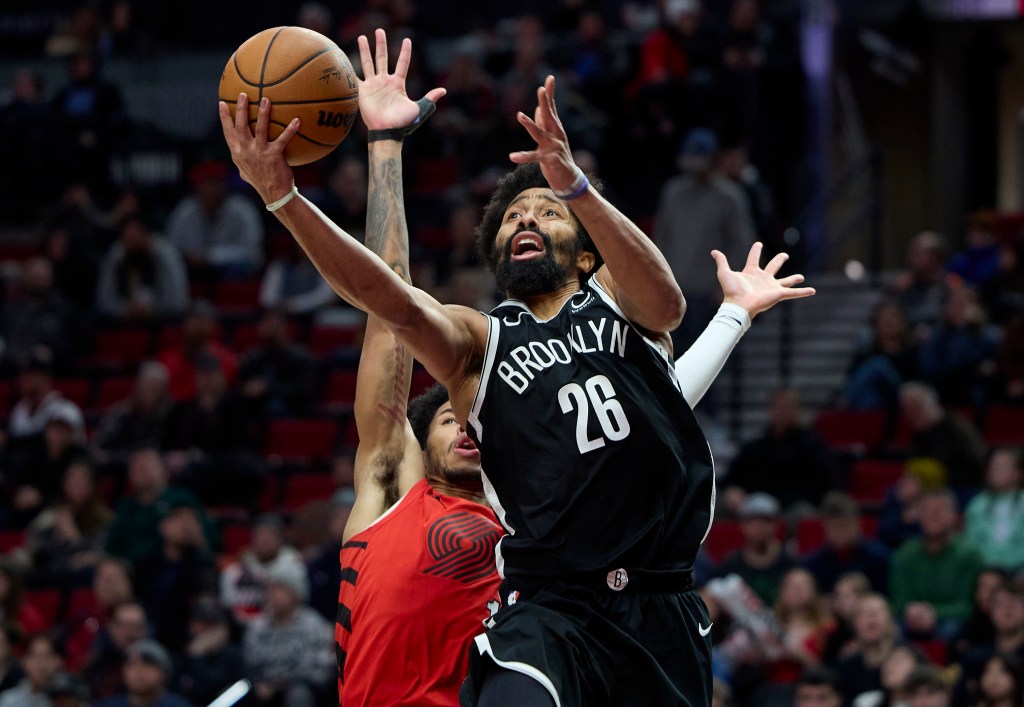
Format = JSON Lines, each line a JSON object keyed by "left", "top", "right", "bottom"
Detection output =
{"left": 976, "top": 652, "right": 1024, "bottom": 707}
{"left": 965, "top": 449, "right": 1024, "bottom": 570}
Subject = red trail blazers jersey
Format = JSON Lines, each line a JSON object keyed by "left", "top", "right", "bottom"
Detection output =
{"left": 336, "top": 478, "right": 502, "bottom": 706}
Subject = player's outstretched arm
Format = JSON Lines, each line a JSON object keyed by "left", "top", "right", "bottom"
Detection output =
{"left": 348, "top": 31, "right": 445, "bottom": 540}
{"left": 674, "top": 243, "right": 815, "bottom": 406}
{"left": 218, "top": 94, "right": 485, "bottom": 410}
{"left": 510, "top": 75, "right": 684, "bottom": 334}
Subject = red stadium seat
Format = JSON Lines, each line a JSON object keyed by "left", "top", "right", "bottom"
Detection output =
{"left": 231, "top": 322, "right": 300, "bottom": 354}
{"left": 266, "top": 418, "right": 337, "bottom": 463}
{"left": 54, "top": 379, "right": 92, "bottom": 409}
{"left": 91, "top": 329, "right": 152, "bottom": 368}
{"left": 23, "top": 589, "right": 62, "bottom": 629}
{"left": 323, "top": 370, "right": 358, "bottom": 408}
{"left": 848, "top": 460, "right": 904, "bottom": 506}
{"left": 795, "top": 516, "right": 878, "bottom": 556}
{"left": 0, "top": 530, "right": 26, "bottom": 553}
{"left": 0, "top": 380, "right": 12, "bottom": 414}
{"left": 814, "top": 410, "right": 887, "bottom": 452}
{"left": 412, "top": 158, "right": 459, "bottom": 195}
{"left": 215, "top": 279, "right": 262, "bottom": 312}
{"left": 308, "top": 325, "right": 361, "bottom": 356}
{"left": 411, "top": 368, "right": 436, "bottom": 398}
{"left": 282, "top": 473, "right": 337, "bottom": 511}
{"left": 221, "top": 525, "right": 253, "bottom": 555}
{"left": 96, "top": 377, "right": 136, "bottom": 408}
{"left": 984, "top": 406, "right": 1024, "bottom": 446}
{"left": 66, "top": 588, "right": 97, "bottom": 620}
{"left": 914, "top": 639, "right": 948, "bottom": 665}
{"left": 702, "top": 521, "right": 744, "bottom": 562}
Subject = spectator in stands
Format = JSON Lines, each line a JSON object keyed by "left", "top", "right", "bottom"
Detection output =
{"left": 0, "top": 563, "right": 47, "bottom": 636}
{"left": 105, "top": 446, "right": 217, "bottom": 564}
{"left": 84, "top": 600, "right": 148, "bottom": 700}
{"left": 431, "top": 44, "right": 498, "bottom": 173}
{"left": 307, "top": 499, "right": 350, "bottom": 622}
{"left": 0, "top": 634, "right": 63, "bottom": 707}
{"left": 725, "top": 389, "right": 832, "bottom": 512}
{"left": 900, "top": 664, "right": 952, "bottom": 707}
{"left": 94, "top": 639, "right": 190, "bottom": 707}
{"left": 162, "top": 353, "right": 263, "bottom": 508}
{"left": 45, "top": 671, "right": 89, "bottom": 707}
{"left": 0, "top": 257, "right": 80, "bottom": 371}
{"left": 997, "top": 310, "right": 1024, "bottom": 404}
{"left": 171, "top": 597, "right": 244, "bottom": 706}
{"left": 220, "top": 514, "right": 304, "bottom": 624}
{"left": 891, "top": 231, "right": 950, "bottom": 336}
{"left": 948, "top": 210, "right": 1001, "bottom": 289}
{"left": 890, "top": 489, "right": 983, "bottom": 640}
{"left": 434, "top": 201, "right": 485, "bottom": 287}
{"left": 259, "top": 238, "right": 337, "bottom": 316}
{"left": 715, "top": 492, "right": 794, "bottom": 606}
{"left": 242, "top": 564, "right": 334, "bottom": 706}
{"left": 4, "top": 402, "right": 88, "bottom": 527}
{"left": 917, "top": 285, "right": 1000, "bottom": 406}
{"left": 42, "top": 221, "right": 99, "bottom": 308}
{"left": 976, "top": 652, "right": 1024, "bottom": 707}
{"left": 93, "top": 362, "right": 173, "bottom": 475}
{"left": 0, "top": 624, "right": 23, "bottom": 696}
{"left": 964, "top": 449, "right": 1024, "bottom": 571}
{"left": 877, "top": 463, "right": 927, "bottom": 550}
{"left": 842, "top": 301, "right": 920, "bottom": 412}
{"left": 96, "top": 215, "right": 189, "bottom": 321}
{"left": 719, "top": 145, "right": 776, "bottom": 243}
{"left": 133, "top": 503, "right": 217, "bottom": 654}
{"left": 64, "top": 556, "right": 135, "bottom": 673}
{"left": 165, "top": 160, "right": 264, "bottom": 276}
{"left": 835, "top": 593, "right": 902, "bottom": 703}
{"left": 957, "top": 583, "right": 1024, "bottom": 706}
{"left": 26, "top": 458, "right": 112, "bottom": 587}
{"left": 804, "top": 492, "right": 890, "bottom": 593}
{"left": 822, "top": 572, "right": 871, "bottom": 665}
{"left": 984, "top": 238, "right": 1024, "bottom": 325}
{"left": 239, "top": 308, "right": 316, "bottom": 418}
{"left": 900, "top": 382, "right": 986, "bottom": 490}
{"left": 773, "top": 568, "right": 834, "bottom": 675}
{"left": 316, "top": 156, "right": 368, "bottom": 238}
{"left": 949, "top": 569, "right": 1007, "bottom": 666}
{"left": 157, "top": 300, "right": 238, "bottom": 402}
{"left": 851, "top": 644, "right": 924, "bottom": 707}
{"left": 795, "top": 667, "right": 842, "bottom": 707}
{"left": 6, "top": 348, "right": 77, "bottom": 443}
{"left": 655, "top": 127, "right": 755, "bottom": 349}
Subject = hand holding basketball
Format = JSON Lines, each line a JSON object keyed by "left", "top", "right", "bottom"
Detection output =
{"left": 357, "top": 29, "right": 446, "bottom": 131}
{"left": 714, "top": 242, "right": 816, "bottom": 318}
{"left": 509, "top": 75, "right": 580, "bottom": 195}
{"left": 218, "top": 94, "right": 297, "bottom": 205}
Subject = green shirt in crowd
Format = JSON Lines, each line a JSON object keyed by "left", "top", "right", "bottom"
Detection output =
{"left": 106, "top": 485, "right": 220, "bottom": 563}
{"left": 889, "top": 534, "right": 983, "bottom": 622}
{"left": 963, "top": 491, "right": 1024, "bottom": 571}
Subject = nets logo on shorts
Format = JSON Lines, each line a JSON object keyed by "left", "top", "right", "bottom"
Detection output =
{"left": 423, "top": 511, "right": 501, "bottom": 583}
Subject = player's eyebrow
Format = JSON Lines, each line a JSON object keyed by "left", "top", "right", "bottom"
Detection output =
{"left": 506, "top": 194, "right": 564, "bottom": 212}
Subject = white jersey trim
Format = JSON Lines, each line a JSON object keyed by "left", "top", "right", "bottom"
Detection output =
{"left": 481, "top": 470, "right": 512, "bottom": 579}
{"left": 468, "top": 314, "right": 501, "bottom": 442}
{"left": 496, "top": 290, "right": 585, "bottom": 324}
{"left": 472, "top": 633, "right": 562, "bottom": 707}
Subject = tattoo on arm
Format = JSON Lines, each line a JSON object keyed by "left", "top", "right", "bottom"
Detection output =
{"left": 365, "top": 156, "right": 410, "bottom": 283}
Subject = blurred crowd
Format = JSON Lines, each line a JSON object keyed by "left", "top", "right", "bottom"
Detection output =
{"left": 0, "top": 0, "right": 1021, "bottom": 706}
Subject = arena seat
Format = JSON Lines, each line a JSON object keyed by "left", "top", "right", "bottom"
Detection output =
{"left": 96, "top": 377, "right": 136, "bottom": 408}
{"left": 54, "top": 378, "right": 93, "bottom": 409}
{"left": 65, "top": 587, "right": 97, "bottom": 621}
{"left": 23, "top": 589, "right": 62, "bottom": 630}
{"left": 308, "top": 325, "right": 360, "bottom": 356}
{"left": 214, "top": 279, "right": 262, "bottom": 313}
{"left": 91, "top": 328, "right": 152, "bottom": 368}
{"left": 410, "top": 368, "right": 436, "bottom": 398}
{"left": 265, "top": 418, "right": 337, "bottom": 464}
{"left": 795, "top": 516, "right": 879, "bottom": 556}
{"left": 813, "top": 410, "right": 887, "bottom": 452}
{"left": 848, "top": 460, "right": 904, "bottom": 506}
{"left": 0, "top": 530, "right": 26, "bottom": 553}
{"left": 323, "top": 370, "right": 358, "bottom": 409}
{"left": 983, "top": 405, "right": 1024, "bottom": 446}
{"left": 221, "top": 524, "right": 253, "bottom": 556}
{"left": 282, "top": 473, "right": 337, "bottom": 511}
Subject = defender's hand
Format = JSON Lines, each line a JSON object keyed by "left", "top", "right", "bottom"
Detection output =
{"left": 357, "top": 29, "right": 445, "bottom": 131}
{"left": 715, "top": 242, "right": 816, "bottom": 318}
{"left": 509, "top": 75, "right": 580, "bottom": 193}
{"left": 218, "top": 93, "right": 298, "bottom": 204}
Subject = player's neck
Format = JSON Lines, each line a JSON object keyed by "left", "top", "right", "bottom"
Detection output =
{"left": 428, "top": 478, "right": 487, "bottom": 506}
{"left": 515, "top": 279, "right": 582, "bottom": 320}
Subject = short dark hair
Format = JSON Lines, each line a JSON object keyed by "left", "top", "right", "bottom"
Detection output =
{"left": 408, "top": 383, "right": 450, "bottom": 450}
{"left": 797, "top": 667, "right": 841, "bottom": 692}
{"left": 475, "top": 163, "right": 603, "bottom": 274}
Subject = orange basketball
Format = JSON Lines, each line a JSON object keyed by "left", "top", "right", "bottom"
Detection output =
{"left": 219, "top": 26, "right": 359, "bottom": 166}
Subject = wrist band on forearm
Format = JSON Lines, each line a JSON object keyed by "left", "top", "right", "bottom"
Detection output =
{"left": 553, "top": 167, "right": 590, "bottom": 201}
{"left": 265, "top": 185, "right": 299, "bottom": 212}
{"left": 367, "top": 97, "right": 437, "bottom": 143}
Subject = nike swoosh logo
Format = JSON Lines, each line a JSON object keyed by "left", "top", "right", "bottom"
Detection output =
{"left": 698, "top": 623, "right": 712, "bottom": 637}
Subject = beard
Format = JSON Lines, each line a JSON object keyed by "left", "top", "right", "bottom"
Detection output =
{"left": 494, "top": 229, "right": 577, "bottom": 298}
{"left": 424, "top": 446, "right": 483, "bottom": 492}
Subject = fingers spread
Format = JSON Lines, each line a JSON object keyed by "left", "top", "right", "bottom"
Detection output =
{"left": 218, "top": 101, "right": 234, "bottom": 136}
{"left": 255, "top": 97, "right": 270, "bottom": 141}
{"left": 744, "top": 241, "right": 763, "bottom": 270}
{"left": 357, "top": 35, "right": 374, "bottom": 79}
{"left": 777, "top": 274, "right": 805, "bottom": 288}
{"left": 509, "top": 150, "right": 540, "bottom": 164}
{"left": 374, "top": 28, "right": 388, "bottom": 75}
{"left": 783, "top": 287, "right": 816, "bottom": 299}
{"left": 424, "top": 87, "right": 447, "bottom": 103}
{"left": 395, "top": 37, "right": 412, "bottom": 79}
{"left": 764, "top": 252, "right": 789, "bottom": 276}
{"left": 517, "top": 111, "right": 545, "bottom": 143}
{"left": 710, "top": 249, "right": 729, "bottom": 272}
{"left": 274, "top": 117, "right": 301, "bottom": 150}
{"left": 235, "top": 93, "right": 249, "bottom": 132}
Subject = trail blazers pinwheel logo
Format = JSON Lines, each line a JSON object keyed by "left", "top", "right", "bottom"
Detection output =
{"left": 424, "top": 512, "right": 502, "bottom": 583}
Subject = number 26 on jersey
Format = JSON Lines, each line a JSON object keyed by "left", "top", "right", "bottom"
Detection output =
{"left": 558, "top": 374, "right": 631, "bottom": 453}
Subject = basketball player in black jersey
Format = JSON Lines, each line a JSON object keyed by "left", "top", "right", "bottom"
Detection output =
{"left": 220, "top": 53, "right": 814, "bottom": 705}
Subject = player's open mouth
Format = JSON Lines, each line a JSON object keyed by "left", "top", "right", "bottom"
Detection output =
{"left": 453, "top": 433, "right": 480, "bottom": 459}
{"left": 510, "top": 231, "right": 546, "bottom": 261}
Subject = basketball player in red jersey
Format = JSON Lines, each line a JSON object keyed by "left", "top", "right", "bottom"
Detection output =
{"left": 334, "top": 33, "right": 501, "bottom": 707}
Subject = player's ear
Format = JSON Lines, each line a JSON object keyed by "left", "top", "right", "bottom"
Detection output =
{"left": 576, "top": 249, "right": 596, "bottom": 276}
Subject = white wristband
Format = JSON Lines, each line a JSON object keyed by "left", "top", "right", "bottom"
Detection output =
{"left": 265, "top": 185, "right": 299, "bottom": 212}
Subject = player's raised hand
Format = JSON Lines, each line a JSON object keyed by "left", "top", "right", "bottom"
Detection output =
{"left": 357, "top": 29, "right": 445, "bottom": 131}
{"left": 714, "top": 242, "right": 816, "bottom": 318}
{"left": 218, "top": 93, "right": 298, "bottom": 205}
{"left": 509, "top": 75, "right": 581, "bottom": 194}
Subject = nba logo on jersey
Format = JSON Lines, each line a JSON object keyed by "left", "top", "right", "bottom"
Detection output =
{"left": 507, "top": 591, "right": 520, "bottom": 606}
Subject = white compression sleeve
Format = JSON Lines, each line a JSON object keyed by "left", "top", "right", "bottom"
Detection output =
{"left": 675, "top": 303, "right": 751, "bottom": 407}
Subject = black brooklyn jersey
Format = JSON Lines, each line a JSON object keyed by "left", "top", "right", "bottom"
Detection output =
{"left": 466, "top": 275, "right": 716, "bottom": 578}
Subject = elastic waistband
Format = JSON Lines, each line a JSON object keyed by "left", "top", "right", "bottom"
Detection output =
{"left": 575, "top": 567, "right": 694, "bottom": 594}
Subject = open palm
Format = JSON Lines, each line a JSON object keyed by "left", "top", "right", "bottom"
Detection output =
{"left": 356, "top": 29, "right": 445, "bottom": 131}
{"left": 715, "top": 242, "right": 815, "bottom": 318}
